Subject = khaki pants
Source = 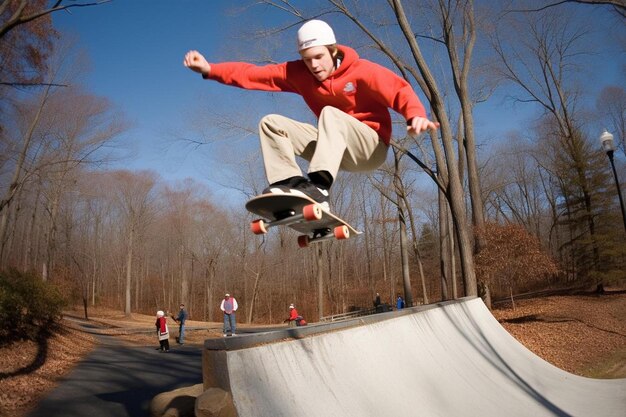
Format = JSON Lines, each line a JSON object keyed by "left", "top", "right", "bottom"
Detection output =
{"left": 258, "top": 106, "right": 389, "bottom": 185}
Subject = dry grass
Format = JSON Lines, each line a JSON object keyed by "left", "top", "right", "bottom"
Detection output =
{"left": 1, "top": 293, "right": 624, "bottom": 417}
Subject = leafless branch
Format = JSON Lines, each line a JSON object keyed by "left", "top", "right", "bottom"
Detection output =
{"left": 506, "top": 0, "right": 626, "bottom": 19}
{"left": 0, "top": 0, "right": 111, "bottom": 38}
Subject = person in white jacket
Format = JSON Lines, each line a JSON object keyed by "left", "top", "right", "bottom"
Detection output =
{"left": 220, "top": 293, "right": 238, "bottom": 336}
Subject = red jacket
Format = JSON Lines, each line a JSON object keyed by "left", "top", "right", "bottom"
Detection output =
{"left": 289, "top": 308, "right": 299, "bottom": 321}
{"left": 205, "top": 45, "right": 426, "bottom": 144}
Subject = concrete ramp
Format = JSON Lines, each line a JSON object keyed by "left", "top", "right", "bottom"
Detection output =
{"left": 202, "top": 297, "right": 626, "bottom": 417}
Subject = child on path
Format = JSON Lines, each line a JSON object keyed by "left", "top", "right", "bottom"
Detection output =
{"left": 155, "top": 310, "right": 170, "bottom": 352}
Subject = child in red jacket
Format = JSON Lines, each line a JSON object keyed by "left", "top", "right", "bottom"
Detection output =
{"left": 285, "top": 304, "right": 306, "bottom": 327}
{"left": 155, "top": 310, "right": 169, "bottom": 352}
{"left": 184, "top": 20, "right": 437, "bottom": 208}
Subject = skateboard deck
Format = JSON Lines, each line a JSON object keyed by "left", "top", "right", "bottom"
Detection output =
{"left": 245, "top": 193, "right": 361, "bottom": 247}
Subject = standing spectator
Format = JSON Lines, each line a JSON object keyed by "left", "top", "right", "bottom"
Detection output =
{"left": 374, "top": 292, "right": 381, "bottom": 307}
{"left": 220, "top": 293, "right": 238, "bottom": 336}
{"left": 374, "top": 292, "right": 383, "bottom": 313}
{"left": 174, "top": 304, "right": 188, "bottom": 345}
{"left": 155, "top": 310, "right": 170, "bottom": 352}
{"left": 285, "top": 304, "right": 299, "bottom": 327}
{"left": 396, "top": 294, "right": 405, "bottom": 310}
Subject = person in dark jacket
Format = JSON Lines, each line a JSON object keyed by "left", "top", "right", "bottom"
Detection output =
{"left": 374, "top": 293, "right": 381, "bottom": 307}
{"left": 173, "top": 304, "right": 188, "bottom": 345}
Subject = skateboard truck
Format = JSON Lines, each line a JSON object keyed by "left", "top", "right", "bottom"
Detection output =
{"left": 297, "top": 225, "right": 350, "bottom": 248}
{"left": 251, "top": 203, "right": 350, "bottom": 247}
{"left": 250, "top": 203, "right": 323, "bottom": 234}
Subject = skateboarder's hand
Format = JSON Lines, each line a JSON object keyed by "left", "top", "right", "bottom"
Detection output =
{"left": 183, "top": 50, "right": 211, "bottom": 75}
{"left": 407, "top": 117, "right": 439, "bottom": 137}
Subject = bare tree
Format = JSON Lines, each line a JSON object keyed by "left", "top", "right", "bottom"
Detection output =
{"left": 0, "top": 84, "right": 52, "bottom": 263}
{"left": 490, "top": 7, "right": 619, "bottom": 280}
{"left": 0, "top": 0, "right": 109, "bottom": 39}
{"left": 111, "top": 170, "right": 157, "bottom": 316}
{"left": 596, "top": 86, "right": 626, "bottom": 156}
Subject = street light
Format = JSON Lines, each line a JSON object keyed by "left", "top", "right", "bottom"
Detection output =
{"left": 600, "top": 129, "right": 626, "bottom": 232}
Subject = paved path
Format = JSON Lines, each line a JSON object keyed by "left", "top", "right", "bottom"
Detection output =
{"left": 28, "top": 334, "right": 202, "bottom": 417}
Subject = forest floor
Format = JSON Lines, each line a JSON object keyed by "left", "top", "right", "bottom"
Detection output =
{"left": 1, "top": 292, "right": 625, "bottom": 417}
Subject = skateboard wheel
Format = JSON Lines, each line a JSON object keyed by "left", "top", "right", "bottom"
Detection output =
{"left": 334, "top": 225, "right": 350, "bottom": 240}
{"left": 297, "top": 235, "right": 310, "bottom": 248}
{"left": 303, "top": 204, "right": 323, "bottom": 221}
{"left": 250, "top": 219, "right": 267, "bottom": 235}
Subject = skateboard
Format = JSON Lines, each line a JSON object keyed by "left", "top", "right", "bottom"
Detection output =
{"left": 245, "top": 193, "right": 361, "bottom": 248}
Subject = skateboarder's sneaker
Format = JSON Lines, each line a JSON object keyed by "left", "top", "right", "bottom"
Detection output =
{"left": 263, "top": 177, "right": 330, "bottom": 210}
{"left": 296, "top": 181, "right": 330, "bottom": 210}
{"left": 262, "top": 176, "right": 308, "bottom": 195}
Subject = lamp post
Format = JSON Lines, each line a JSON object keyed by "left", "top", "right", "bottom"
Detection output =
{"left": 600, "top": 130, "right": 626, "bottom": 232}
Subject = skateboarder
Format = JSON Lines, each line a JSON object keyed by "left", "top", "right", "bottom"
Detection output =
{"left": 183, "top": 19, "right": 437, "bottom": 210}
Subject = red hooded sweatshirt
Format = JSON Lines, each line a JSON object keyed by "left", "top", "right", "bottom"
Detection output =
{"left": 205, "top": 45, "right": 427, "bottom": 145}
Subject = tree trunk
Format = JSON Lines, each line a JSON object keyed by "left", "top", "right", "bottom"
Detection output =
{"left": 441, "top": 0, "right": 487, "bottom": 253}
{"left": 398, "top": 208, "right": 413, "bottom": 307}
{"left": 317, "top": 244, "right": 324, "bottom": 320}
{"left": 125, "top": 224, "right": 133, "bottom": 316}
{"left": 392, "top": 0, "right": 477, "bottom": 296}
{"left": 0, "top": 85, "right": 51, "bottom": 266}
{"left": 247, "top": 271, "right": 261, "bottom": 324}
{"left": 439, "top": 189, "right": 450, "bottom": 300}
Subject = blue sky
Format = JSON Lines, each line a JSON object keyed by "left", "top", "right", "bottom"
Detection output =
{"left": 54, "top": 1, "right": 234, "bottom": 184}
{"left": 52, "top": 1, "right": 625, "bottom": 204}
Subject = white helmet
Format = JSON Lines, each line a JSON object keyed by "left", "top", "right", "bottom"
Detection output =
{"left": 156, "top": 310, "right": 164, "bottom": 317}
{"left": 297, "top": 20, "right": 336, "bottom": 51}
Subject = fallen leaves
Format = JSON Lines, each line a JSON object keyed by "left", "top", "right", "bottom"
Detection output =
{"left": 493, "top": 293, "right": 626, "bottom": 376}
{"left": 0, "top": 327, "right": 96, "bottom": 416}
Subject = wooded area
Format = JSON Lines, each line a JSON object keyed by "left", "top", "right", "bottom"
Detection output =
{"left": 1, "top": 0, "right": 624, "bottom": 324}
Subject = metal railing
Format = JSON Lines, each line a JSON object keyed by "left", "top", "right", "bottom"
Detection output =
{"left": 319, "top": 307, "right": 377, "bottom": 323}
